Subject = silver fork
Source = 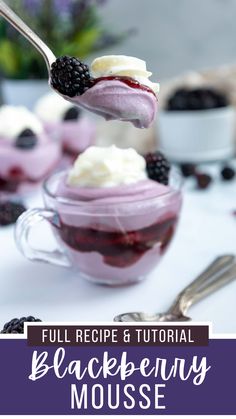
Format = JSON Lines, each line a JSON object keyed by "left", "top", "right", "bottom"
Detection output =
{"left": 114, "top": 255, "right": 236, "bottom": 322}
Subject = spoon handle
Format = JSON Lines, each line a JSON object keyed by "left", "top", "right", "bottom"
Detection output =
{"left": 0, "top": 0, "right": 56, "bottom": 72}
{"left": 167, "top": 254, "right": 236, "bottom": 317}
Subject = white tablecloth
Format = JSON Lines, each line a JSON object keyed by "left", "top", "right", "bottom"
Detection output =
{"left": 0, "top": 171, "right": 235, "bottom": 333}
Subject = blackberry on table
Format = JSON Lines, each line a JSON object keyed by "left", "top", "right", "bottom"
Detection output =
{"left": 1, "top": 316, "right": 42, "bottom": 334}
{"left": 221, "top": 166, "right": 235, "bottom": 181}
{"left": 15, "top": 129, "right": 38, "bottom": 149}
{"left": 145, "top": 151, "right": 170, "bottom": 185}
{"left": 0, "top": 201, "right": 26, "bottom": 226}
{"left": 195, "top": 173, "right": 212, "bottom": 190}
{"left": 180, "top": 163, "right": 196, "bottom": 177}
{"left": 63, "top": 106, "right": 81, "bottom": 121}
{"left": 50, "top": 56, "right": 92, "bottom": 97}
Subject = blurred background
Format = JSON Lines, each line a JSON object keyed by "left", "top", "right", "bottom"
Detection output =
{"left": 99, "top": 0, "right": 236, "bottom": 80}
{"left": 1, "top": 0, "right": 236, "bottom": 161}
{"left": 2, "top": 0, "right": 236, "bottom": 81}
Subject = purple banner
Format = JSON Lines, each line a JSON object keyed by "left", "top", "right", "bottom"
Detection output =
{"left": 0, "top": 334, "right": 235, "bottom": 415}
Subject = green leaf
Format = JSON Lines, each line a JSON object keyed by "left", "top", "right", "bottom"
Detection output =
{"left": 0, "top": 40, "right": 21, "bottom": 76}
{"left": 60, "top": 27, "right": 102, "bottom": 58}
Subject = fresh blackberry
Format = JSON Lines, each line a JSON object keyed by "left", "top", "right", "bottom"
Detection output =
{"left": 221, "top": 166, "right": 235, "bottom": 181}
{"left": 145, "top": 151, "right": 170, "bottom": 185}
{"left": 63, "top": 106, "right": 81, "bottom": 121}
{"left": 167, "top": 87, "right": 228, "bottom": 111}
{"left": 180, "top": 163, "right": 196, "bottom": 177}
{"left": 0, "top": 201, "right": 26, "bottom": 226}
{"left": 167, "top": 88, "right": 189, "bottom": 111}
{"left": 1, "top": 316, "right": 42, "bottom": 334}
{"left": 195, "top": 173, "right": 212, "bottom": 190}
{"left": 50, "top": 56, "right": 92, "bottom": 97}
{"left": 15, "top": 129, "right": 38, "bottom": 149}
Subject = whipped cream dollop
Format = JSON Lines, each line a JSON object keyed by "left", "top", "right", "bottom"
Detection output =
{"left": 35, "top": 92, "right": 73, "bottom": 123}
{"left": 67, "top": 145, "right": 148, "bottom": 187}
{"left": 91, "top": 55, "right": 159, "bottom": 95}
{"left": 0, "top": 105, "right": 43, "bottom": 140}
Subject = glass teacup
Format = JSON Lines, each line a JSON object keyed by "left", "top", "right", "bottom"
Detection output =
{"left": 15, "top": 169, "right": 182, "bottom": 286}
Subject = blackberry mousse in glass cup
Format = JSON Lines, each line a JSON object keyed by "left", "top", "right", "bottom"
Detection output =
{"left": 0, "top": 105, "right": 61, "bottom": 197}
{"left": 35, "top": 92, "right": 96, "bottom": 165}
{"left": 15, "top": 146, "right": 182, "bottom": 286}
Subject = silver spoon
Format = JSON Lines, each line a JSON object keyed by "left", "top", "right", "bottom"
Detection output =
{"left": 114, "top": 254, "right": 236, "bottom": 322}
{"left": 0, "top": 0, "right": 56, "bottom": 75}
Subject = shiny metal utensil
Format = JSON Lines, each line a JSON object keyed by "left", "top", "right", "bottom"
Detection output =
{"left": 114, "top": 254, "right": 236, "bottom": 322}
{"left": 0, "top": 0, "right": 56, "bottom": 72}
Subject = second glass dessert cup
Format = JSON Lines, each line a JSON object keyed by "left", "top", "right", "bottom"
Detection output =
{"left": 15, "top": 170, "right": 182, "bottom": 286}
{"left": 0, "top": 129, "right": 61, "bottom": 198}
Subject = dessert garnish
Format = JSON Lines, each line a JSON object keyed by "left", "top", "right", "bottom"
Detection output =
{"left": 50, "top": 56, "right": 92, "bottom": 97}
{"left": 1, "top": 316, "right": 42, "bottom": 334}
{"left": 167, "top": 87, "right": 229, "bottom": 111}
{"left": 63, "top": 106, "right": 81, "bottom": 121}
{"left": 0, "top": 201, "right": 26, "bottom": 226}
{"left": 15, "top": 128, "right": 38, "bottom": 150}
{"left": 50, "top": 55, "right": 159, "bottom": 128}
{"left": 67, "top": 145, "right": 148, "bottom": 188}
{"left": 145, "top": 151, "right": 170, "bottom": 185}
{"left": 221, "top": 166, "right": 235, "bottom": 181}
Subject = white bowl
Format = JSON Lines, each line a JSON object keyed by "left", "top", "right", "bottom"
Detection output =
{"left": 156, "top": 106, "right": 235, "bottom": 162}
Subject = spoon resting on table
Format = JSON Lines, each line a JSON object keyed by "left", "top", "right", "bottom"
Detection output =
{"left": 114, "top": 255, "right": 236, "bottom": 322}
{"left": 0, "top": 0, "right": 158, "bottom": 128}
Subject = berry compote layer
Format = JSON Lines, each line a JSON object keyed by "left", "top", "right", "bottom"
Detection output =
{"left": 48, "top": 174, "right": 182, "bottom": 286}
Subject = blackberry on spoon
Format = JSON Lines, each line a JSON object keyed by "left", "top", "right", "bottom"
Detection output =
{"left": 50, "top": 56, "right": 92, "bottom": 98}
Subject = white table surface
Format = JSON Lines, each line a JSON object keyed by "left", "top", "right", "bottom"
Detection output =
{"left": 0, "top": 167, "right": 235, "bottom": 334}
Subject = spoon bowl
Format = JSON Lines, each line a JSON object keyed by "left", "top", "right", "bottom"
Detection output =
{"left": 114, "top": 255, "right": 236, "bottom": 322}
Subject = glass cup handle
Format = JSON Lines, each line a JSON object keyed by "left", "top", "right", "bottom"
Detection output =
{"left": 15, "top": 208, "right": 71, "bottom": 267}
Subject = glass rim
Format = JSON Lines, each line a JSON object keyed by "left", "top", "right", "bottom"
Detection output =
{"left": 43, "top": 167, "right": 183, "bottom": 208}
